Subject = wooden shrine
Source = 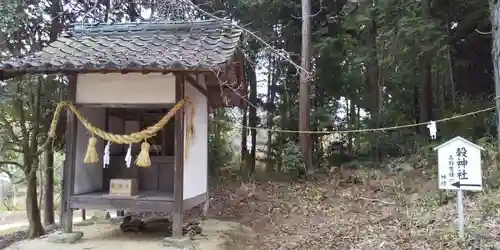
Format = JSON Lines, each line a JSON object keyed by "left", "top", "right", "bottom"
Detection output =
{"left": 0, "top": 19, "right": 245, "bottom": 237}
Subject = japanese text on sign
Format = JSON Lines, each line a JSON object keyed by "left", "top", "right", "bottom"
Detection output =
{"left": 446, "top": 154, "right": 454, "bottom": 186}
{"left": 456, "top": 147, "right": 468, "bottom": 181}
{"left": 435, "top": 136, "right": 483, "bottom": 191}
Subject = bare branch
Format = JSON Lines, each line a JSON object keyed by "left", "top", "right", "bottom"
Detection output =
{"left": 4, "top": 147, "right": 23, "bottom": 154}
{"left": 36, "top": 136, "right": 54, "bottom": 156}
{"left": 15, "top": 82, "right": 30, "bottom": 150}
{"left": 0, "top": 168, "right": 14, "bottom": 180}
{"left": 12, "top": 177, "right": 26, "bottom": 184}
{"left": 0, "top": 160, "right": 23, "bottom": 168}
{"left": 29, "top": 78, "right": 42, "bottom": 156}
{"left": 0, "top": 166, "right": 25, "bottom": 184}
{"left": 0, "top": 111, "right": 21, "bottom": 143}
{"left": 475, "top": 28, "right": 492, "bottom": 35}
{"left": 181, "top": 0, "right": 311, "bottom": 76}
{"left": 0, "top": 140, "right": 24, "bottom": 154}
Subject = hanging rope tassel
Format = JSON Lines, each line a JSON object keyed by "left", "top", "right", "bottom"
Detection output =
{"left": 185, "top": 103, "right": 196, "bottom": 161}
{"left": 135, "top": 140, "right": 151, "bottom": 168}
{"left": 43, "top": 98, "right": 189, "bottom": 167}
{"left": 84, "top": 136, "right": 99, "bottom": 164}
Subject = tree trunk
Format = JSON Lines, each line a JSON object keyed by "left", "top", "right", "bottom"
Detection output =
{"left": 127, "top": 0, "right": 138, "bottom": 22}
{"left": 419, "top": 0, "right": 434, "bottom": 130}
{"left": 43, "top": 144, "right": 55, "bottom": 226}
{"left": 419, "top": 64, "right": 433, "bottom": 122}
{"left": 348, "top": 100, "right": 355, "bottom": 154}
{"left": 446, "top": 2, "right": 456, "bottom": 108}
{"left": 365, "top": 1, "right": 382, "bottom": 159}
{"left": 299, "top": 0, "right": 313, "bottom": 171}
{"left": 278, "top": 86, "right": 288, "bottom": 173}
{"left": 104, "top": 0, "right": 112, "bottom": 22}
{"left": 414, "top": 84, "right": 421, "bottom": 133}
{"left": 355, "top": 105, "right": 360, "bottom": 151}
{"left": 38, "top": 166, "right": 43, "bottom": 209}
{"left": 42, "top": 0, "right": 59, "bottom": 227}
{"left": 491, "top": 0, "right": 500, "bottom": 141}
{"left": 248, "top": 64, "right": 258, "bottom": 173}
{"left": 436, "top": 73, "right": 445, "bottom": 118}
{"left": 366, "top": 2, "right": 381, "bottom": 127}
{"left": 49, "top": 0, "right": 61, "bottom": 42}
{"left": 25, "top": 77, "right": 43, "bottom": 238}
{"left": 311, "top": 85, "right": 322, "bottom": 168}
{"left": 240, "top": 104, "right": 248, "bottom": 167}
{"left": 266, "top": 55, "right": 276, "bottom": 171}
{"left": 26, "top": 161, "right": 44, "bottom": 238}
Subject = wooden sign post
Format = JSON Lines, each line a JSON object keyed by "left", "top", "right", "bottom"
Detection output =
{"left": 434, "top": 136, "right": 483, "bottom": 239}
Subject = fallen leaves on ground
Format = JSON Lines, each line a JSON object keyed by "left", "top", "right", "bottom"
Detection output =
{"left": 207, "top": 168, "right": 500, "bottom": 250}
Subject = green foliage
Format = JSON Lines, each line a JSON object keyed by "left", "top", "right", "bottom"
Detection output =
{"left": 477, "top": 136, "right": 500, "bottom": 190}
{"left": 0, "top": 0, "right": 495, "bottom": 181}
{"left": 208, "top": 109, "right": 236, "bottom": 174}
{"left": 244, "top": 0, "right": 495, "bottom": 167}
{"left": 438, "top": 97, "right": 495, "bottom": 140}
{"left": 208, "top": 132, "right": 233, "bottom": 172}
{"left": 0, "top": 0, "right": 26, "bottom": 34}
{"left": 281, "top": 142, "right": 305, "bottom": 173}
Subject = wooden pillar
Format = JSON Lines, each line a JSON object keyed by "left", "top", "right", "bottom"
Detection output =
{"left": 202, "top": 97, "right": 210, "bottom": 218}
{"left": 102, "top": 108, "right": 110, "bottom": 190}
{"left": 102, "top": 108, "right": 117, "bottom": 219}
{"left": 61, "top": 74, "right": 78, "bottom": 233}
{"left": 172, "top": 74, "right": 185, "bottom": 237}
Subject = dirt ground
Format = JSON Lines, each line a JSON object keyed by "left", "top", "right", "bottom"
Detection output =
{"left": 208, "top": 167, "right": 500, "bottom": 249}
{"left": 0, "top": 212, "right": 26, "bottom": 225}
{"left": 4, "top": 219, "right": 253, "bottom": 250}
{"left": 2, "top": 165, "right": 500, "bottom": 250}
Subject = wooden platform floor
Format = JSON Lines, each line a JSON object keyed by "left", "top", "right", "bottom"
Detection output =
{"left": 70, "top": 190, "right": 175, "bottom": 212}
{"left": 73, "top": 190, "right": 174, "bottom": 201}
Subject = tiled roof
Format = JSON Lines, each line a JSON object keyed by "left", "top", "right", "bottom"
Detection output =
{"left": 0, "top": 19, "right": 242, "bottom": 76}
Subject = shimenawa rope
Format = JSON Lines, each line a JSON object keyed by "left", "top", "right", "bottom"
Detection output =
{"left": 43, "top": 96, "right": 498, "bottom": 168}
{"left": 215, "top": 106, "right": 497, "bottom": 134}
{"left": 46, "top": 98, "right": 193, "bottom": 167}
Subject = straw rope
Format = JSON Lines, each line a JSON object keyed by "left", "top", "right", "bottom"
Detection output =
{"left": 46, "top": 98, "right": 191, "bottom": 167}
{"left": 216, "top": 106, "right": 497, "bottom": 134}
{"left": 48, "top": 99, "right": 187, "bottom": 143}
{"left": 41, "top": 94, "right": 500, "bottom": 167}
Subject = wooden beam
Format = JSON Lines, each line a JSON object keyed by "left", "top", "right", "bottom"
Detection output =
{"left": 75, "top": 103, "right": 176, "bottom": 108}
{"left": 184, "top": 74, "right": 217, "bottom": 108}
{"left": 69, "top": 192, "right": 206, "bottom": 212}
{"left": 236, "top": 61, "right": 245, "bottom": 108}
{"left": 108, "top": 107, "right": 125, "bottom": 216}
{"left": 0, "top": 67, "right": 214, "bottom": 79}
{"left": 0, "top": 61, "right": 242, "bottom": 81}
{"left": 172, "top": 73, "right": 185, "bottom": 238}
{"left": 102, "top": 107, "right": 110, "bottom": 190}
{"left": 184, "top": 74, "right": 209, "bottom": 98}
{"left": 61, "top": 74, "right": 78, "bottom": 233}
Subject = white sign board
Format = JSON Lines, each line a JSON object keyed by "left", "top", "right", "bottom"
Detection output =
{"left": 435, "top": 136, "right": 483, "bottom": 191}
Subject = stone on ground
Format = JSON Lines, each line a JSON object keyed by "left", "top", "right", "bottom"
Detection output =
{"left": 162, "top": 237, "right": 191, "bottom": 249}
{"left": 47, "top": 231, "right": 84, "bottom": 244}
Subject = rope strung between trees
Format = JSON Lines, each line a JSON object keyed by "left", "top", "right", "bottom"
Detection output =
{"left": 215, "top": 106, "right": 497, "bottom": 134}
{"left": 41, "top": 95, "right": 499, "bottom": 168}
{"left": 46, "top": 98, "right": 195, "bottom": 168}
